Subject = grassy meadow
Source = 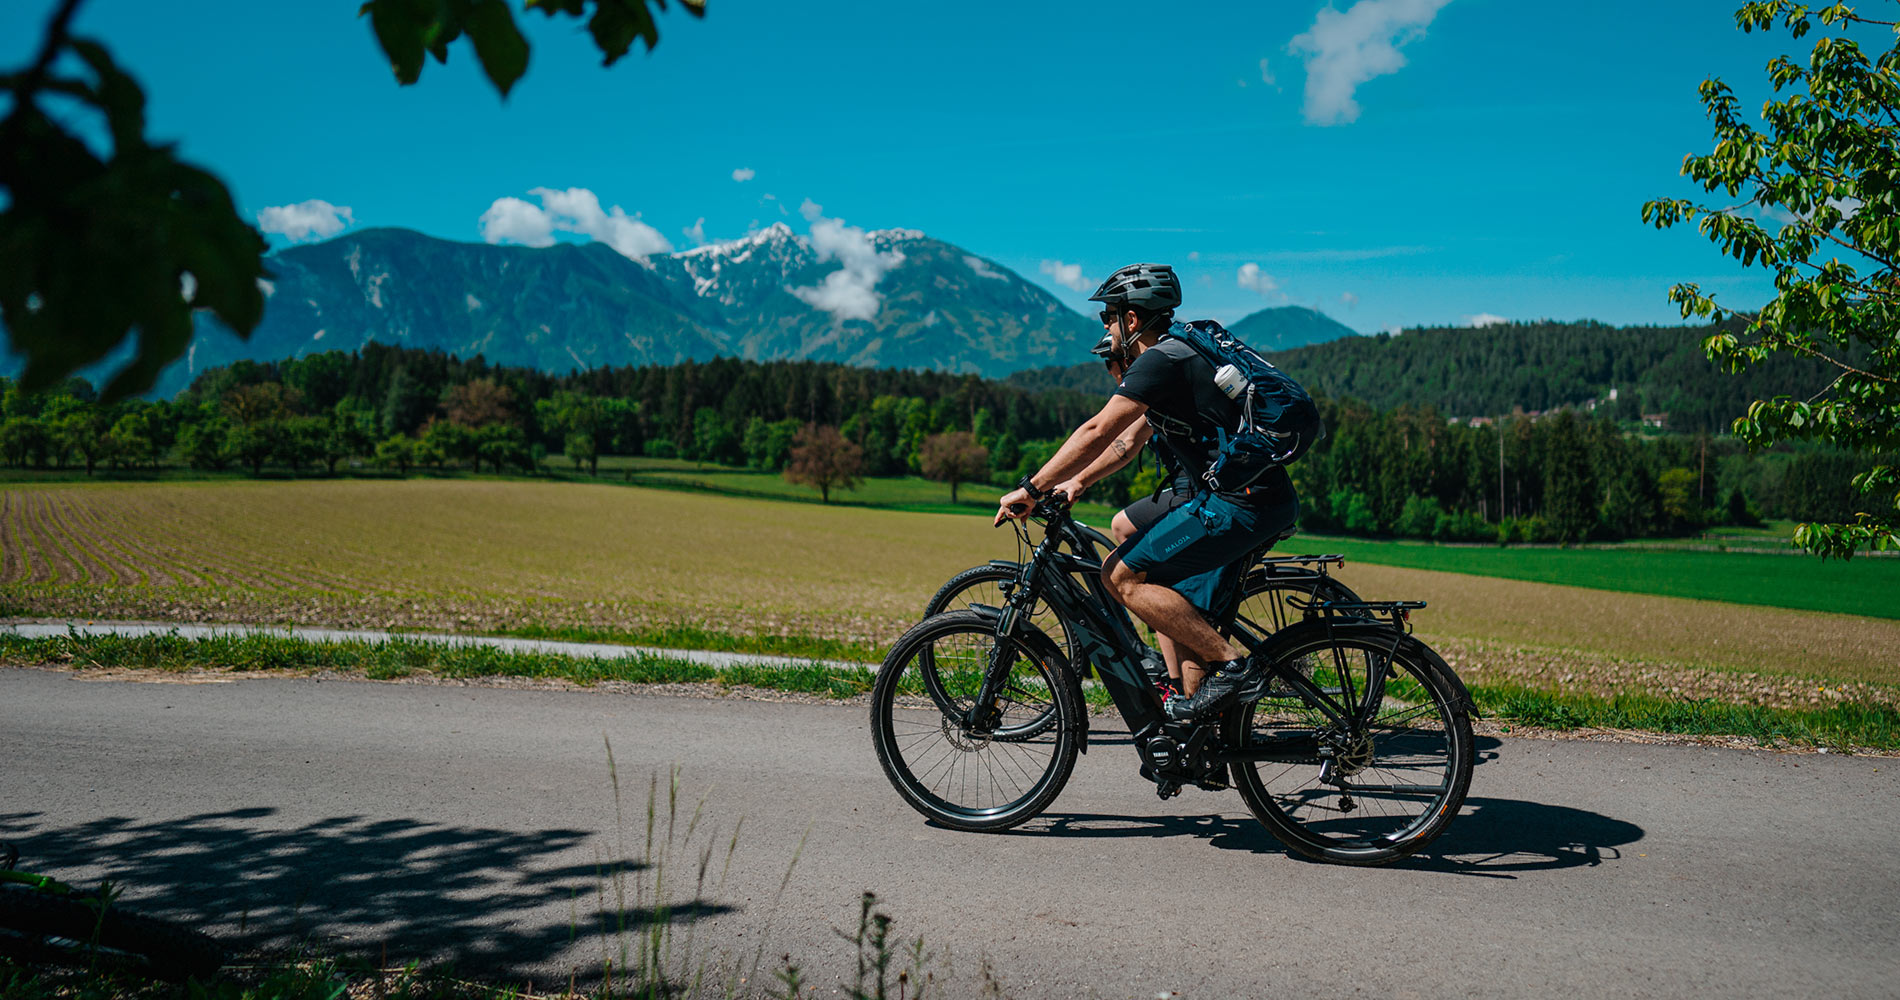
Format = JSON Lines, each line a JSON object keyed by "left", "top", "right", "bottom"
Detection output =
{"left": 1295, "top": 530, "right": 1900, "bottom": 621}
{"left": 579, "top": 459, "right": 1900, "bottom": 619}
{"left": 2, "top": 477, "right": 1896, "bottom": 717}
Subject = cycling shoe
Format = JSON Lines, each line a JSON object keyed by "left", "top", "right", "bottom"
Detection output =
{"left": 1161, "top": 656, "right": 1263, "bottom": 722}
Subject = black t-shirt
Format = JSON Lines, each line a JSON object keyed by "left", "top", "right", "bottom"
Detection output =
{"left": 1114, "top": 333, "right": 1293, "bottom": 502}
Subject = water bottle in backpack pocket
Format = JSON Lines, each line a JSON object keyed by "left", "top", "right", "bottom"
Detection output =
{"left": 1167, "top": 320, "right": 1324, "bottom": 495}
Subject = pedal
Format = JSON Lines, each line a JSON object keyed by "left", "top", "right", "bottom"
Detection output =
{"left": 1155, "top": 779, "right": 1182, "bottom": 800}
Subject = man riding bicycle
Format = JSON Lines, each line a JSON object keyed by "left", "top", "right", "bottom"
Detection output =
{"left": 996, "top": 263, "right": 1303, "bottom": 723}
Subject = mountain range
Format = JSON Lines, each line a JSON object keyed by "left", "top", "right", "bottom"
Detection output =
{"left": 66, "top": 227, "right": 1359, "bottom": 396}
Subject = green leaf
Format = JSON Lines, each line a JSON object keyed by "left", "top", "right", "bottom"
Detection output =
{"left": 466, "top": 0, "right": 531, "bottom": 98}
{"left": 362, "top": 0, "right": 430, "bottom": 84}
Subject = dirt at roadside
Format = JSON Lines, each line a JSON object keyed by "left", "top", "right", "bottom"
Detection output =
{"left": 1430, "top": 636, "right": 1900, "bottom": 712}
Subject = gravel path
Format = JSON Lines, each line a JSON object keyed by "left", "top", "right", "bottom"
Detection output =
{"left": 0, "top": 620, "right": 868, "bottom": 671}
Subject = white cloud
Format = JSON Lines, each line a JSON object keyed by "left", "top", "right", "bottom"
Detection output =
{"left": 1289, "top": 0, "right": 1451, "bottom": 126}
{"left": 256, "top": 199, "right": 353, "bottom": 242}
{"left": 1237, "top": 262, "right": 1280, "bottom": 296}
{"left": 1464, "top": 312, "right": 1509, "bottom": 327}
{"left": 1259, "top": 57, "right": 1276, "bottom": 86}
{"left": 684, "top": 217, "right": 708, "bottom": 246}
{"left": 1758, "top": 204, "right": 1799, "bottom": 225}
{"left": 732, "top": 167, "right": 756, "bottom": 182}
{"left": 479, "top": 196, "right": 556, "bottom": 247}
{"left": 478, "top": 187, "right": 672, "bottom": 261}
{"left": 965, "top": 255, "right": 1007, "bottom": 281}
{"left": 789, "top": 208, "right": 905, "bottom": 324}
{"left": 1339, "top": 291, "right": 1359, "bottom": 309}
{"left": 1187, "top": 250, "right": 1202, "bottom": 261}
{"left": 1756, "top": 196, "right": 1861, "bottom": 227}
{"left": 1040, "top": 260, "right": 1090, "bottom": 292}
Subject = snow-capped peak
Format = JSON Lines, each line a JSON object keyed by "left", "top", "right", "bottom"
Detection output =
{"left": 673, "top": 221, "right": 798, "bottom": 259}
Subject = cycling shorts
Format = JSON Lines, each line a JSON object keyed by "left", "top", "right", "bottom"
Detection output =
{"left": 1113, "top": 488, "right": 1299, "bottom": 614}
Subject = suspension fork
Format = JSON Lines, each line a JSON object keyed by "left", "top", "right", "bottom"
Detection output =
{"left": 965, "top": 535, "right": 1055, "bottom": 732}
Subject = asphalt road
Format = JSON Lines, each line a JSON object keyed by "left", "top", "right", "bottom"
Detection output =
{"left": 2, "top": 666, "right": 1894, "bottom": 999}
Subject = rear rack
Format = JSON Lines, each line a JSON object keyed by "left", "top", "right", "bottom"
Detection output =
{"left": 1288, "top": 597, "right": 1426, "bottom": 628}
{"left": 1256, "top": 553, "right": 1346, "bottom": 570}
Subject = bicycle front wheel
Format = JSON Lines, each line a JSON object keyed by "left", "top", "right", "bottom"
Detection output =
{"left": 1224, "top": 628, "right": 1473, "bottom": 866}
{"left": 926, "top": 563, "right": 1074, "bottom": 667}
{"left": 871, "top": 611, "right": 1081, "bottom": 832}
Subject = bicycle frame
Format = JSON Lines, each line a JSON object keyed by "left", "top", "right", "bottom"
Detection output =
{"left": 979, "top": 500, "right": 1425, "bottom": 771}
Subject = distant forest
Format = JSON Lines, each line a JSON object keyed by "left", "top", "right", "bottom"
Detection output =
{"left": 0, "top": 342, "right": 1871, "bottom": 544}
{"left": 1009, "top": 318, "right": 1839, "bottom": 434}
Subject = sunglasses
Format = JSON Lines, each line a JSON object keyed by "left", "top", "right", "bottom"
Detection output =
{"left": 1098, "top": 308, "right": 1121, "bottom": 326}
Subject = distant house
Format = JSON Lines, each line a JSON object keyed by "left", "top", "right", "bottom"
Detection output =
{"left": 1642, "top": 413, "right": 1669, "bottom": 428}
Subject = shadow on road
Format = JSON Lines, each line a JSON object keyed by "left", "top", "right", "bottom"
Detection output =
{"left": 1406, "top": 796, "right": 1644, "bottom": 877}
{"left": 1000, "top": 794, "right": 1641, "bottom": 878}
{"left": 0, "top": 808, "right": 731, "bottom": 972}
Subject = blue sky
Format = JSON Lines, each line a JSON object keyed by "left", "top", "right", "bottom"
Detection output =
{"left": 0, "top": 0, "right": 1826, "bottom": 334}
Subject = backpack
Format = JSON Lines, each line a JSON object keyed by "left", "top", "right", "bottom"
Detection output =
{"left": 1161, "top": 320, "right": 1324, "bottom": 496}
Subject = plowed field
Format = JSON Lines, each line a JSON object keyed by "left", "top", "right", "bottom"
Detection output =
{"left": 3, "top": 480, "right": 1896, "bottom": 697}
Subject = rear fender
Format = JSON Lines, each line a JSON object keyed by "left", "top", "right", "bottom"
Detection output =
{"left": 1245, "top": 617, "right": 1474, "bottom": 717}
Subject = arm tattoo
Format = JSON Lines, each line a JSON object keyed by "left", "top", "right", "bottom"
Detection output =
{"left": 1112, "top": 439, "right": 1129, "bottom": 459}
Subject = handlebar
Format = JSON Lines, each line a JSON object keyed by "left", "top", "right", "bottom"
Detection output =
{"left": 995, "top": 488, "right": 1072, "bottom": 526}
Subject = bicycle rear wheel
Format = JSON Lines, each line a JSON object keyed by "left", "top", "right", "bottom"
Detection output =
{"left": 0, "top": 885, "right": 225, "bottom": 982}
{"left": 871, "top": 611, "right": 1081, "bottom": 832}
{"left": 1224, "top": 628, "right": 1473, "bottom": 866}
{"left": 1230, "top": 568, "right": 1360, "bottom": 637}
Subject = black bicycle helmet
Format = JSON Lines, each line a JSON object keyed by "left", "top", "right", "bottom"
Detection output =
{"left": 1088, "top": 263, "right": 1183, "bottom": 313}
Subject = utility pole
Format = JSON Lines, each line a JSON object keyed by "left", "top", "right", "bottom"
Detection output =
{"left": 1699, "top": 433, "right": 1708, "bottom": 504}
{"left": 1497, "top": 421, "right": 1506, "bottom": 522}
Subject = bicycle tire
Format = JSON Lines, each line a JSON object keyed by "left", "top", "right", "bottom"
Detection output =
{"left": 1223, "top": 624, "right": 1473, "bottom": 866}
{"left": 871, "top": 610, "right": 1081, "bottom": 832}
{"left": 1229, "top": 570, "right": 1361, "bottom": 695}
{"left": 0, "top": 884, "right": 225, "bottom": 982}
{"left": 923, "top": 564, "right": 1076, "bottom": 740}
{"left": 1230, "top": 567, "right": 1361, "bottom": 638}
{"left": 925, "top": 563, "right": 1075, "bottom": 667}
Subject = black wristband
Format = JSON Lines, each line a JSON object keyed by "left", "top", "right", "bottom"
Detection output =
{"left": 1016, "top": 475, "right": 1045, "bottom": 499}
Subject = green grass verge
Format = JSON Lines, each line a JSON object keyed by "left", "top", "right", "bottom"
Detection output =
{"left": 5, "top": 632, "right": 1896, "bottom": 751}
{"left": 1467, "top": 683, "right": 1898, "bottom": 752}
{"left": 0, "top": 631, "right": 879, "bottom": 699}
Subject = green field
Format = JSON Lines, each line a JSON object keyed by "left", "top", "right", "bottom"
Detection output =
{"left": 591, "top": 456, "right": 1127, "bottom": 519}
{"left": 1294, "top": 532, "right": 1900, "bottom": 621}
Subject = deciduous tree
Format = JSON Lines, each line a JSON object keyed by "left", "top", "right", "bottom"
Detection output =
{"left": 919, "top": 431, "right": 989, "bottom": 503}
{"left": 1643, "top": 1, "right": 1900, "bottom": 557}
{"left": 784, "top": 424, "right": 863, "bottom": 503}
